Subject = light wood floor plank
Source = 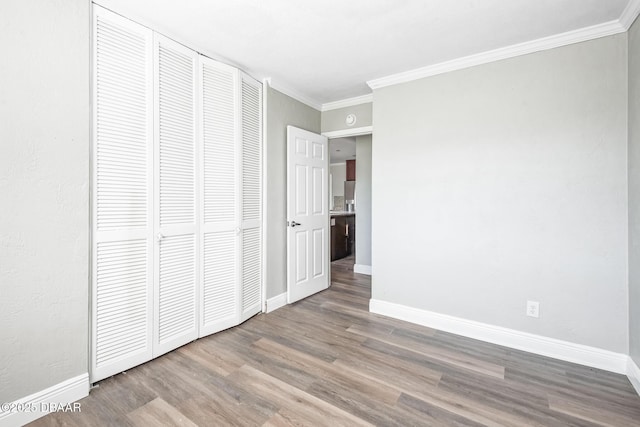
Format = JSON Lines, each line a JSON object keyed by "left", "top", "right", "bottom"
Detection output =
{"left": 253, "top": 337, "right": 401, "bottom": 405}
{"left": 347, "top": 323, "right": 506, "bottom": 379}
{"left": 548, "top": 391, "right": 640, "bottom": 427}
{"left": 228, "top": 365, "right": 373, "bottom": 427}
{"left": 127, "top": 398, "right": 197, "bottom": 427}
{"left": 175, "top": 344, "right": 239, "bottom": 377}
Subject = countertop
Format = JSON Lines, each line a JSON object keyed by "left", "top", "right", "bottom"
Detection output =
{"left": 330, "top": 211, "right": 356, "bottom": 217}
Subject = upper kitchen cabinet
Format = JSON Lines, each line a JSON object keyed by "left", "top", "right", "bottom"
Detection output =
{"left": 346, "top": 159, "right": 356, "bottom": 181}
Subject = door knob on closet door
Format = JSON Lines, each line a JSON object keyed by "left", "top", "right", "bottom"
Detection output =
{"left": 157, "top": 232, "right": 165, "bottom": 241}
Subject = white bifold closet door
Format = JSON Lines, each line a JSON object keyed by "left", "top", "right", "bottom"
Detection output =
{"left": 199, "top": 57, "right": 240, "bottom": 336}
{"left": 198, "top": 63, "right": 263, "bottom": 332}
{"left": 239, "top": 74, "right": 262, "bottom": 322}
{"left": 92, "top": 6, "right": 154, "bottom": 382}
{"left": 92, "top": 6, "right": 262, "bottom": 383}
{"left": 153, "top": 35, "right": 199, "bottom": 356}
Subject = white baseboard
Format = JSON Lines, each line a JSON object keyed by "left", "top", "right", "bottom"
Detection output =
{"left": 265, "top": 292, "right": 287, "bottom": 313}
{"left": 353, "top": 264, "right": 372, "bottom": 275}
{"left": 0, "top": 373, "right": 89, "bottom": 427}
{"left": 628, "top": 357, "right": 640, "bottom": 396}
{"left": 369, "top": 299, "right": 629, "bottom": 374}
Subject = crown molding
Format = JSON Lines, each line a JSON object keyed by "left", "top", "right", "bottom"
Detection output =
{"left": 321, "top": 94, "right": 373, "bottom": 112}
{"left": 263, "top": 78, "right": 322, "bottom": 111}
{"left": 620, "top": 0, "right": 640, "bottom": 29}
{"left": 367, "top": 18, "right": 626, "bottom": 90}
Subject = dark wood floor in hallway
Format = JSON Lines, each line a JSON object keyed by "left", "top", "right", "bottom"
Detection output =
{"left": 31, "top": 256, "right": 640, "bottom": 426}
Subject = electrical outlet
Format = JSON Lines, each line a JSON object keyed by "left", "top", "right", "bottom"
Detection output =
{"left": 527, "top": 301, "right": 539, "bottom": 318}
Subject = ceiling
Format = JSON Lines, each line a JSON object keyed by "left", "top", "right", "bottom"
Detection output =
{"left": 330, "top": 138, "right": 356, "bottom": 163}
{"left": 95, "top": 0, "right": 636, "bottom": 108}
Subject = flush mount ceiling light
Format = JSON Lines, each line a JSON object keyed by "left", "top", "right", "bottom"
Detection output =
{"left": 345, "top": 114, "right": 357, "bottom": 127}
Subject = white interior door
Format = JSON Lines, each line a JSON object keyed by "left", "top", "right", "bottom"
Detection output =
{"left": 287, "top": 126, "right": 329, "bottom": 303}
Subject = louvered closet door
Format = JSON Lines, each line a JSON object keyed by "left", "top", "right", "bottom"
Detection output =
{"left": 199, "top": 57, "right": 241, "bottom": 336}
{"left": 92, "top": 6, "right": 154, "bottom": 382}
{"left": 240, "top": 74, "right": 263, "bottom": 322}
{"left": 153, "top": 35, "right": 199, "bottom": 356}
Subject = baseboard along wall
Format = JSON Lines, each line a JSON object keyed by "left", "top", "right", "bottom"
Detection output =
{"left": 0, "top": 373, "right": 89, "bottom": 427}
{"left": 628, "top": 357, "right": 640, "bottom": 396}
{"left": 265, "top": 293, "right": 288, "bottom": 313}
{"left": 353, "top": 264, "right": 372, "bottom": 275}
{"left": 369, "top": 299, "right": 631, "bottom": 377}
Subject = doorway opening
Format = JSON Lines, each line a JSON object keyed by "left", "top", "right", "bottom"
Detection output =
{"left": 328, "top": 134, "right": 372, "bottom": 278}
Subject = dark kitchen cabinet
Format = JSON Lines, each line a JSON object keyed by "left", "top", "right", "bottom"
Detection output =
{"left": 331, "top": 214, "right": 356, "bottom": 261}
{"left": 346, "top": 215, "right": 355, "bottom": 256}
{"left": 346, "top": 159, "right": 356, "bottom": 181}
{"left": 331, "top": 218, "right": 346, "bottom": 261}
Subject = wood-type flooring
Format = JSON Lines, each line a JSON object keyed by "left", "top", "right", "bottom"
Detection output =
{"left": 30, "top": 256, "right": 640, "bottom": 426}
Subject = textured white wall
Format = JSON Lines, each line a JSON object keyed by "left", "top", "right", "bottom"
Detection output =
{"left": 355, "top": 135, "right": 372, "bottom": 267}
{"left": 372, "top": 34, "right": 629, "bottom": 353}
{"left": 629, "top": 16, "right": 640, "bottom": 365}
{"left": 265, "top": 86, "right": 321, "bottom": 298}
{"left": 0, "top": 0, "right": 90, "bottom": 402}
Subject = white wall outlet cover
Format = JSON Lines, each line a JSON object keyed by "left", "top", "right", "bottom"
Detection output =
{"left": 345, "top": 113, "right": 357, "bottom": 127}
{"left": 527, "top": 301, "right": 540, "bottom": 318}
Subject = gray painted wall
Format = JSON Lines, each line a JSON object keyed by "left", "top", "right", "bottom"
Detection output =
{"left": 355, "top": 135, "right": 372, "bottom": 267}
{"left": 372, "top": 34, "right": 629, "bottom": 353}
{"left": 321, "top": 103, "right": 372, "bottom": 133}
{"left": 629, "top": 16, "right": 640, "bottom": 365}
{"left": 265, "top": 86, "right": 321, "bottom": 299}
{"left": 0, "top": 0, "right": 90, "bottom": 402}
